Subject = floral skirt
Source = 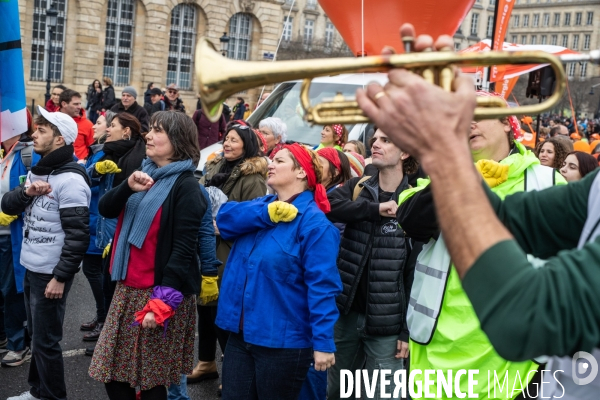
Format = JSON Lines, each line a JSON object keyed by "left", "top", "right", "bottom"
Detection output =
{"left": 89, "top": 282, "right": 196, "bottom": 390}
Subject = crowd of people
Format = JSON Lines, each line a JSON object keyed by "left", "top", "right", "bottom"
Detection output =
{"left": 2, "top": 35, "right": 600, "bottom": 400}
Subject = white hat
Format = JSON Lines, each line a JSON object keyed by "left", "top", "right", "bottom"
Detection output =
{"left": 36, "top": 105, "right": 78, "bottom": 145}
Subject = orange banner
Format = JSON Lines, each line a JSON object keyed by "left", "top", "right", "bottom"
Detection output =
{"left": 490, "top": 0, "right": 516, "bottom": 81}
{"left": 498, "top": 76, "right": 519, "bottom": 99}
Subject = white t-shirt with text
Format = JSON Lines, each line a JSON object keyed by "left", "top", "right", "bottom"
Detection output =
{"left": 20, "top": 171, "right": 91, "bottom": 274}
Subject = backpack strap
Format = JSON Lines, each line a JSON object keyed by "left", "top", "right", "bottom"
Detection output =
{"left": 20, "top": 145, "right": 33, "bottom": 171}
{"left": 352, "top": 176, "right": 371, "bottom": 201}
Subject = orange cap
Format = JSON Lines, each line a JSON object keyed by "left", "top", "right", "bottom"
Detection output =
{"left": 574, "top": 140, "right": 591, "bottom": 154}
{"left": 570, "top": 133, "right": 582, "bottom": 141}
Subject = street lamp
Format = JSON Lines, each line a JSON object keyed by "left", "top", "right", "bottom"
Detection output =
{"left": 44, "top": 3, "right": 59, "bottom": 104}
{"left": 219, "top": 32, "right": 230, "bottom": 57}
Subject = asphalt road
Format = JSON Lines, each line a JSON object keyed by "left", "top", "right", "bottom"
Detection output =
{"left": 0, "top": 272, "right": 223, "bottom": 400}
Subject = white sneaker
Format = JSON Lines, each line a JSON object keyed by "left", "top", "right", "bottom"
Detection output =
{"left": 1, "top": 347, "right": 32, "bottom": 367}
{"left": 6, "top": 391, "right": 38, "bottom": 400}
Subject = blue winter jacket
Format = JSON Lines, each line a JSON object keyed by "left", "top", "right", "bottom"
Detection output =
{"left": 6, "top": 142, "right": 41, "bottom": 292}
{"left": 84, "top": 146, "right": 105, "bottom": 255}
{"left": 198, "top": 184, "right": 220, "bottom": 276}
{"left": 215, "top": 191, "right": 342, "bottom": 352}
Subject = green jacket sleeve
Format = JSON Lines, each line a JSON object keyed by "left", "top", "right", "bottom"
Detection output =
{"left": 463, "top": 239, "right": 600, "bottom": 361}
{"left": 483, "top": 169, "right": 596, "bottom": 259}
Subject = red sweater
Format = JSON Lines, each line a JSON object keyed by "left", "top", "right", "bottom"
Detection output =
{"left": 72, "top": 109, "right": 94, "bottom": 160}
{"left": 110, "top": 208, "right": 162, "bottom": 289}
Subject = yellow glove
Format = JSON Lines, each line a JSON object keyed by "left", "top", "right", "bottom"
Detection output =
{"left": 268, "top": 201, "right": 298, "bottom": 223}
{"left": 95, "top": 160, "right": 122, "bottom": 175}
{"left": 102, "top": 243, "right": 111, "bottom": 258}
{"left": 475, "top": 159, "right": 509, "bottom": 188}
{"left": 199, "top": 276, "right": 219, "bottom": 305}
{"left": 0, "top": 213, "right": 17, "bottom": 226}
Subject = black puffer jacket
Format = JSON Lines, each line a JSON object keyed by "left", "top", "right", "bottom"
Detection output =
{"left": 111, "top": 101, "right": 150, "bottom": 133}
{"left": 327, "top": 173, "right": 414, "bottom": 338}
{"left": 1, "top": 163, "right": 91, "bottom": 281}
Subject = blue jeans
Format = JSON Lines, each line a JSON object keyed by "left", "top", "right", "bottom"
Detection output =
{"left": 167, "top": 374, "right": 190, "bottom": 400}
{"left": 298, "top": 365, "right": 327, "bottom": 400}
{"left": 222, "top": 331, "right": 313, "bottom": 400}
{"left": 0, "top": 234, "right": 28, "bottom": 351}
{"left": 24, "top": 270, "right": 73, "bottom": 400}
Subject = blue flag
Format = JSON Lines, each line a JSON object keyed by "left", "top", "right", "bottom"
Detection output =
{"left": 0, "top": 0, "right": 27, "bottom": 141}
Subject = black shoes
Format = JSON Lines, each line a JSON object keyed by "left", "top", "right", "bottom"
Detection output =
{"left": 83, "top": 322, "right": 104, "bottom": 342}
{"left": 80, "top": 317, "right": 98, "bottom": 331}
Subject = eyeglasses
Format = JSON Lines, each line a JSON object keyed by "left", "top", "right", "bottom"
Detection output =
{"left": 232, "top": 124, "right": 249, "bottom": 130}
{"left": 167, "top": 90, "right": 178, "bottom": 94}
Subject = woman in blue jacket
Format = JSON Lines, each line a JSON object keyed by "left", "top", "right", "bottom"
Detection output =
{"left": 215, "top": 143, "right": 342, "bottom": 400}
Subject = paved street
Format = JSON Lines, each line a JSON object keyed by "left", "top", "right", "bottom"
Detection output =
{"left": 0, "top": 273, "right": 223, "bottom": 400}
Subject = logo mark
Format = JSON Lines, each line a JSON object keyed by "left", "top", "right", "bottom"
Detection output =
{"left": 572, "top": 351, "right": 598, "bottom": 385}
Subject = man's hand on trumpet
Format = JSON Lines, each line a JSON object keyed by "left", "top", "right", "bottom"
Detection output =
{"left": 356, "top": 23, "right": 476, "bottom": 172}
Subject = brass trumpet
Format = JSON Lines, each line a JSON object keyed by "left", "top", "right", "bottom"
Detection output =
{"left": 195, "top": 37, "right": 599, "bottom": 124}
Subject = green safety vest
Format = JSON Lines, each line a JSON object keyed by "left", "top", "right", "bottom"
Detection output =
{"left": 403, "top": 143, "right": 566, "bottom": 399}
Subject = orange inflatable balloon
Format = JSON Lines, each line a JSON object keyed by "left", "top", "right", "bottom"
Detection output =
{"left": 319, "top": 0, "right": 476, "bottom": 56}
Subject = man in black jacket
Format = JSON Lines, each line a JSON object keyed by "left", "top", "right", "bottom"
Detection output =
{"left": 326, "top": 128, "right": 417, "bottom": 400}
{"left": 3, "top": 106, "right": 90, "bottom": 400}
{"left": 110, "top": 86, "right": 150, "bottom": 134}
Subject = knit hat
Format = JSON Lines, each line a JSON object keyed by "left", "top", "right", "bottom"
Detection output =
{"left": 36, "top": 105, "right": 78, "bottom": 145}
{"left": 345, "top": 151, "right": 365, "bottom": 177}
{"left": 122, "top": 86, "right": 137, "bottom": 99}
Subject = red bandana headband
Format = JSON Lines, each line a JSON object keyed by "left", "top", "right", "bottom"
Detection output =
{"left": 284, "top": 143, "right": 331, "bottom": 213}
{"left": 475, "top": 91, "right": 522, "bottom": 140}
{"left": 332, "top": 124, "right": 344, "bottom": 138}
{"left": 253, "top": 129, "right": 268, "bottom": 153}
{"left": 317, "top": 147, "right": 342, "bottom": 172}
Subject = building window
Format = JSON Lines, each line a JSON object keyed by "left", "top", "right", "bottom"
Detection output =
{"left": 454, "top": 42, "right": 461, "bottom": 51}
{"left": 325, "top": 21, "right": 334, "bottom": 48}
{"left": 543, "top": 13, "right": 549, "bottom": 27}
{"left": 512, "top": 35, "right": 518, "bottom": 43}
{"left": 304, "top": 19, "right": 314, "bottom": 45}
{"left": 489, "top": 0, "right": 496, "bottom": 5}
{"left": 541, "top": 35, "right": 547, "bottom": 45}
{"left": 166, "top": 4, "right": 196, "bottom": 90}
{"left": 551, "top": 35, "right": 557, "bottom": 46}
{"left": 575, "top": 12, "right": 582, "bottom": 26}
{"left": 567, "top": 63, "right": 575, "bottom": 78}
{"left": 306, "top": 0, "right": 317, "bottom": 9}
{"left": 562, "top": 34, "right": 569, "bottom": 48}
{"left": 573, "top": 35, "right": 579, "bottom": 50}
{"left": 228, "top": 13, "right": 253, "bottom": 60}
{"left": 564, "top": 13, "right": 571, "bottom": 26}
{"left": 584, "top": 34, "right": 591, "bottom": 50}
{"left": 30, "top": 0, "right": 67, "bottom": 82}
{"left": 521, "top": 35, "right": 527, "bottom": 44}
{"left": 486, "top": 15, "right": 494, "bottom": 38}
{"left": 470, "top": 13, "right": 479, "bottom": 36}
{"left": 283, "top": 16, "right": 293, "bottom": 41}
{"left": 103, "top": 0, "right": 136, "bottom": 87}
{"left": 554, "top": 13, "right": 560, "bottom": 26}
{"left": 580, "top": 62, "right": 587, "bottom": 78}
{"left": 513, "top": 15, "right": 520, "bottom": 28}
{"left": 523, "top": 14, "right": 529, "bottom": 27}
{"left": 587, "top": 12, "right": 594, "bottom": 25}
{"left": 533, "top": 14, "right": 539, "bottom": 27}
{"left": 531, "top": 35, "right": 537, "bottom": 45}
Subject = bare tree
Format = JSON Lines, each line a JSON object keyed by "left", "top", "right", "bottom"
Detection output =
{"left": 511, "top": 74, "right": 597, "bottom": 118}
{"left": 276, "top": 38, "right": 353, "bottom": 61}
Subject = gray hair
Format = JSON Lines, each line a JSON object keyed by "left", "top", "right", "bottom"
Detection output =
{"left": 104, "top": 110, "right": 116, "bottom": 126}
{"left": 259, "top": 117, "right": 287, "bottom": 143}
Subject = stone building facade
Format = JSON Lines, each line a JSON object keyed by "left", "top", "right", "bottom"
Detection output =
{"left": 19, "top": 0, "right": 345, "bottom": 114}
{"left": 454, "top": 0, "right": 600, "bottom": 79}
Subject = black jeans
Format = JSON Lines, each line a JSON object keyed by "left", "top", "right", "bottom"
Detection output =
{"left": 24, "top": 270, "right": 73, "bottom": 400}
{"left": 82, "top": 254, "right": 105, "bottom": 322}
{"left": 222, "top": 331, "right": 312, "bottom": 400}
{"left": 197, "top": 305, "right": 229, "bottom": 362}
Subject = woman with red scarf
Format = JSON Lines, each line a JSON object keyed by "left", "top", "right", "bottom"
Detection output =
{"left": 215, "top": 144, "right": 343, "bottom": 400}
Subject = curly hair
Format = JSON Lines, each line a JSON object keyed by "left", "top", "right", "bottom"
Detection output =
{"left": 535, "top": 137, "right": 569, "bottom": 169}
